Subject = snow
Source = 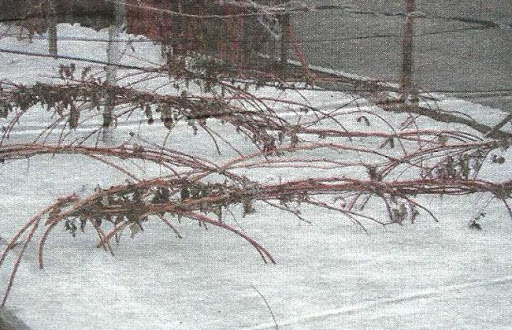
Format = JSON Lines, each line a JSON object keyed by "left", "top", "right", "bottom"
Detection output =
{"left": 1, "top": 23, "right": 511, "bottom": 329}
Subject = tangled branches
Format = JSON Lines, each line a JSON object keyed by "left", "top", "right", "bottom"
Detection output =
{"left": 1, "top": 137, "right": 510, "bottom": 305}
{"left": 0, "top": 62, "right": 511, "bottom": 307}
{"left": 0, "top": 77, "right": 292, "bottom": 153}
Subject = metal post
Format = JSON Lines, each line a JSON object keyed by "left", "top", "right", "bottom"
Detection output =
{"left": 171, "top": 0, "right": 183, "bottom": 57}
{"left": 400, "top": 0, "right": 416, "bottom": 103}
{"left": 47, "top": 0, "right": 58, "bottom": 58}
{"left": 279, "top": 13, "right": 290, "bottom": 77}
{"left": 104, "top": 0, "right": 126, "bottom": 129}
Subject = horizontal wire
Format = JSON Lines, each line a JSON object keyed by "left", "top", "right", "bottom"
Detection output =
{"left": 1, "top": 46, "right": 510, "bottom": 97}
{"left": 0, "top": 23, "right": 496, "bottom": 44}
{"left": 0, "top": 1, "right": 509, "bottom": 30}
{"left": 0, "top": 47, "right": 155, "bottom": 72}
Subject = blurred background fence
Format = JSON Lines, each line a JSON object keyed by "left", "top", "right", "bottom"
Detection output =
{"left": 1, "top": 0, "right": 510, "bottom": 111}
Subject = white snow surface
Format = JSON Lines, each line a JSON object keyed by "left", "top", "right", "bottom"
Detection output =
{"left": 0, "top": 23, "right": 511, "bottom": 329}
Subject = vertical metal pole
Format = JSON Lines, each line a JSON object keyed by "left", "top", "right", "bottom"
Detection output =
{"left": 279, "top": 13, "right": 290, "bottom": 77}
{"left": 47, "top": 0, "right": 58, "bottom": 58}
{"left": 171, "top": 0, "right": 183, "bottom": 56}
{"left": 400, "top": 0, "right": 416, "bottom": 103}
{"left": 104, "top": 0, "right": 126, "bottom": 129}
{"left": 240, "top": 14, "right": 248, "bottom": 67}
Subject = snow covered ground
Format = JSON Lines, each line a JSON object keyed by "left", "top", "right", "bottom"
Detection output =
{"left": 0, "top": 23, "right": 511, "bottom": 329}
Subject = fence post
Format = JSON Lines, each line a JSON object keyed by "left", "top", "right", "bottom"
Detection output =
{"left": 104, "top": 0, "right": 126, "bottom": 129}
{"left": 47, "top": 0, "right": 58, "bottom": 58}
{"left": 400, "top": 0, "right": 417, "bottom": 103}
{"left": 279, "top": 13, "right": 290, "bottom": 77}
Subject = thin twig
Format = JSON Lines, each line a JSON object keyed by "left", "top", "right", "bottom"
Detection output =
{"left": 251, "top": 285, "right": 279, "bottom": 330}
